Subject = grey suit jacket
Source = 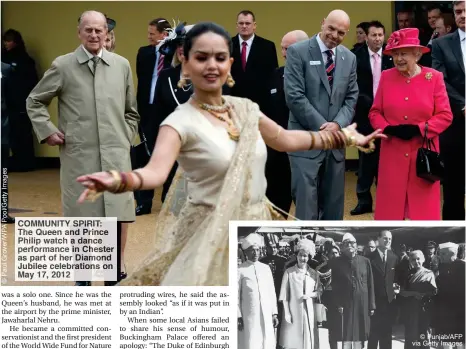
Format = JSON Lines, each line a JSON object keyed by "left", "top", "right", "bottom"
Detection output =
{"left": 431, "top": 30, "right": 465, "bottom": 116}
{"left": 284, "top": 35, "right": 358, "bottom": 160}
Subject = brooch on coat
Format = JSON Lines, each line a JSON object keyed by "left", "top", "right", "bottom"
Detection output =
{"left": 425, "top": 72, "right": 432, "bottom": 80}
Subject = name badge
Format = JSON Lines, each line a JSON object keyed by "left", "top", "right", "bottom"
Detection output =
{"left": 270, "top": 88, "right": 277, "bottom": 94}
{"left": 310, "top": 61, "right": 321, "bottom": 66}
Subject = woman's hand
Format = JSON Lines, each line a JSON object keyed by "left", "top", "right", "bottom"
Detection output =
{"left": 384, "top": 124, "right": 420, "bottom": 140}
{"left": 76, "top": 172, "right": 117, "bottom": 203}
{"left": 345, "top": 123, "right": 387, "bottom": 149}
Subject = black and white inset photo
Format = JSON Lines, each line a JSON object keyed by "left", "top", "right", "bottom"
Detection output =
{"left": 234, "top": 224, "right": 465, "bottom": 349}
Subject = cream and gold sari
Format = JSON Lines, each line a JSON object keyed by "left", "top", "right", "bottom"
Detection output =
{"left": 121, "top": 96, "right": 284, "bottom": 286}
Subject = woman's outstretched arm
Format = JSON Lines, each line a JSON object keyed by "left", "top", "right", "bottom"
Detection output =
{"left": 258, "top": 112, "right": 386, "bottom": 152}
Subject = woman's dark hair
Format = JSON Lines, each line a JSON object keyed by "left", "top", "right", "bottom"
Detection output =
{"left": 183, "top": 22, "right": 232, "bottom": 60}
{"left": 2, "top": 29, "right": 26, "bottom": 51}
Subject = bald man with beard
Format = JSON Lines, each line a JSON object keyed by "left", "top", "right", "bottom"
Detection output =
{"left": 264, "top": 30, "right": 308, "bottom": 217}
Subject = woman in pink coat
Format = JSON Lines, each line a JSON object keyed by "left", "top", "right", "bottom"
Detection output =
{"left": 369, "top": 28, "right": 452, "bottom": 220}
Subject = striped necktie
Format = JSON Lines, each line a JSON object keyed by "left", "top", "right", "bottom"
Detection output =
{"left": 241, "top": 41, "right": 247, "bottom": 71}
{"left": 325, "top": 50, "right": 335, "bottom": 89}
{"left": 157, "top": 53, "right": 165, "bottom": 75}
{"left": 90, "top": 56, "right": 100, "bottom": 75}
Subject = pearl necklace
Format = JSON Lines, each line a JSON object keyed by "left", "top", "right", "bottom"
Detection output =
{"left": 191, "top": 96, "right": 240, "bottom": 141}
{"left": 400, "top": 65, "right": 421, "bottom": 78}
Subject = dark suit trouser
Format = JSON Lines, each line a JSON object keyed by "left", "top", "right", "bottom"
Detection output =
{"left": 9, "top": 111, "right": 36, "bottom": 171}
{"left": 1, "top": 145, "right": 10, "bottom": 217}
{"left": 322, "top": 290, "right": 338, "bottom": 349}
{"left": 441, "top": 132, "right": 465, "bottom": 220}
{"left": 289, "top": 151, "right": 345, "bottom": 220}
{"left": 356, "top": 145, "right": 380, "bottom": 205}
{"left": 134, "top": 105, "right": 156, "bottom": 208}
{"left": 368, "top": 298, "right": 394, "bottom": 349}
{"left": 265, "top": 150, "right": 292, "bottom": 217}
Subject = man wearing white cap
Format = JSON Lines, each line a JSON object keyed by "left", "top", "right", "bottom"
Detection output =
{"left": 328, "top": 233, "right": 375, "bottom": 349}
{"left": 435, "top": 242, "right": 465, "bottom": 349}
{"left": 238, "top": 233, "right": 278, "bottom": 349}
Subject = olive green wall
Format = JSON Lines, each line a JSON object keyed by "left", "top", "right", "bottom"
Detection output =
{"left": 2, "top": 1, "right": 394, "bottom": 159}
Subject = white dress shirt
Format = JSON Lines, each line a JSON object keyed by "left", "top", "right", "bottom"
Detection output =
{"left": 150, "top": 44, "right": 163, "bottom": 104}
{"left": 239, "top": 34, "right": 255, "bottom": 61}
{"left": 377, "top": 248, "right": 387, "bottom": 262}
{"left": 458, "top": 29, "right": 465, "bottom": 64}
{"left": 368, "top": 47, "right": 383, "bottom": 73}
{"left": 316, "top": 33, "right": 337, "bottom": 63}
{"left": 81, "top": 45, "right": 103, "bottom": 59}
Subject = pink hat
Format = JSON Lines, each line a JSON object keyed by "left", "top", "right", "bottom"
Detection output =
{"left": 383, "top": 28, "right": 430, "bottom": 55}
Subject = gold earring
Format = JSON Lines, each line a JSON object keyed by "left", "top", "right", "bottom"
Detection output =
{"left": 177, "top": 74, "right": 189, "bottom": 88}
{"left": 227, "top": 73, "right": 235, "bottom": 88}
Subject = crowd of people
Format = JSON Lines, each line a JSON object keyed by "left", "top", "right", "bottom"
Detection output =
{"left": 1, "top": 3, "right": 465, "bottom": 286}
{"left": 238, "top": 230, "right": 465, "bottom": 349}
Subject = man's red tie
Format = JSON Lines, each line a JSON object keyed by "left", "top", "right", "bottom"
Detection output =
{"left": 241, "top": 41, "right": 247, "bottom": 71}
{"left": 157, "top": 53, "right": 165, "bottom": 75}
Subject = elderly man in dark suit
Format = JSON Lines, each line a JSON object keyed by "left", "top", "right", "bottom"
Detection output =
{"left": 284, "top": 9, "right": 359, "bottom": 220}
{"left": 263, "top": 30, "right": 308, "bottom": 217}
{"left": 329, "top": 233, "right": 375, "bottom": 348}
{"left": 134, "top": 17, "right": 172, "bottom": 216}
{"left": 231, "top": 10, "right": 278, "bottom": 113}
{"left": 368, "top": 230, "right": 400, "bottom": 349}
{"left": 1, "top": 62, "right": 15, "bottom": 224}
{"left": 351, "top": 20, "right": 394, "bottom": 215}
{"left": 432, "top": 0, "right": 465, "bottom": 220}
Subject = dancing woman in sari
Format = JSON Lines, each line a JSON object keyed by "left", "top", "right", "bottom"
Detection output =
{"left": 400, "top": 251, "right": 437, "bottom": 349}
{"left": 76, "top": 22, "right": 386, "bottom": 286}
{"left": 279, "top": 239, "right": 321, "bottom": 349}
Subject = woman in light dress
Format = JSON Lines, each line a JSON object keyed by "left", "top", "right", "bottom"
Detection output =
{"left": 279, "top": 239, "right": 321, "bottom": 349}
{"left": 76, "top": 22, "right": 386, "bottom": 286}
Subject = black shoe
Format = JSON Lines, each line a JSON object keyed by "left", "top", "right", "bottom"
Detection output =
{"left": 3, "top": 215, "right": 15, "bottom": 224}
{"left": 350, "top": 203, "right": 373, "bottom": 215}
{"left": 135, "top": 204, "right": 151, "bottom": 216}
{"left": 104, "top": 272, "right": 127, "bottom": 286}
{"left": 75, "top": 281, "right": 91, "bottom": 286}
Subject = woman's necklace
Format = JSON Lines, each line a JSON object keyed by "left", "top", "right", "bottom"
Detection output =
{"left": 191, "top": 96, "right": 240, "bottom": 141}
{"left": 179, "top": 76, "right": 192, "bottom": 92}
{"left": 401, "top": 64, "right": 421, "bottom": 78}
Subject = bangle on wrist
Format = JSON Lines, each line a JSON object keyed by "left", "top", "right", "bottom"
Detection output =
{"left": 308, "top": 132, "right": 315, "bottom": 150}
{"left": 335, "top": 131, "right": 346, "bottom": 148}
{"left": 326, "top": 131, "right": 335, "bottom": 148}
{"left": 132, "top": 170, "right": 144, "bottom": 191}
{"left": 108, "top": 170, "right": 122, "bottom": 193}
{"left": 342, "top": 128, "right": 356, "bottom": 146}
{"left": 320, "top": 131, "right": 330, "bottom": 149}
